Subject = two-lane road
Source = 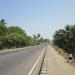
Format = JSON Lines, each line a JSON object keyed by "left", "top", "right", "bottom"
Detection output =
{"left": 0, "top": 45, "right": 45, "bottom": 75}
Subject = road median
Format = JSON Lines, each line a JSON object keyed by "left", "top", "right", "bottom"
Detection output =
{"left": 28, "top": 46, "right": 46, "bottom": 75}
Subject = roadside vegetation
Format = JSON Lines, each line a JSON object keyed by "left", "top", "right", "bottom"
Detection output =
{"left": 53, "top": 25, "right": 75, "bottom": 57}
{"left": 0, "top": 19, "right": 48, "bottom": 50}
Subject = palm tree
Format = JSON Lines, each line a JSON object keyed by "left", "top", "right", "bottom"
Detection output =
{"left": 0, "top": 19, "right": 7, "bottom": 36}
{"left": 37, "top": 34, "right": 40, "bottom": 38}
{"left": 0, "top": 19, "right": 6, "bottom": 25}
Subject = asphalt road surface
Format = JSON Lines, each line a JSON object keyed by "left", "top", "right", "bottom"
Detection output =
{"left": 0, "top": 45, "right": 45, "bottom": 75}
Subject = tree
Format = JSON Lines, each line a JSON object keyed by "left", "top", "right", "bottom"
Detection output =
{"left": 39, "top": 37, "right": 44, "bottom": 43}
{"left": 33, "top": 34, "right": 37, "bottom": 45}
{"left": 8, "top": 26, "right": 26, "bottom": 36}
{"left": 0, "top": 19, "right": 44, "bottom": 50}
{"left": 53, "top": 25, "right": 75, "bottom": 57}
{"left": 37, "top": 33, "right": 40, "bottom": 38}
{"left": 25, "top": 36, "right": 34, "bottom": 46}
{"left": 0, "top": 19, "right": 7, "bottom": 36}
{"left": 53, "top": 29, "right": 68, "bottom": 51}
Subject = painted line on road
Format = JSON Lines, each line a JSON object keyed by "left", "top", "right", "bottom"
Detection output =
{"left": 28, "top": 49, "right": 45, "bottom": 75}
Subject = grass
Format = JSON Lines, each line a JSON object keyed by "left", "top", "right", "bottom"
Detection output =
{"left": 52, "top": 44, "right": 75, "bottom": 67}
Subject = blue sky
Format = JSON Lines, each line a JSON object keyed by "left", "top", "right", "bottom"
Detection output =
{"left": 0, "top": 0, "right": 75, "bottom": 39}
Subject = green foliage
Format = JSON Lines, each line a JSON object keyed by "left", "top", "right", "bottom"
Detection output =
{"left": 37, "top": 33, "right": 40, "bottom": 38}
{"left": 53, "top": 25, "right": 75, "bottom": 57}
{"left": 33, "top": 34, "right": 45, "bottom": 45}
{"left": 0, "top": 19, "right": 45, "bottom": 50}
{"left": 0, "top": 19, "right": 7, "bottom": 36}
{"left": 8, "top": 26, "right": 27, "bottom": 36}
{"left": 0, "top": 19, "right": 30, "bottom": 49}
{"left": 26, "top": 36, "right": 34, "bottom": 46}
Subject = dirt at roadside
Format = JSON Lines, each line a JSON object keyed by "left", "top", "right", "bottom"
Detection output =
{"left": 53, "top": 45, "right": 75, "bottom": 68}
{"left": 47, "top": 45, "right": 75, "bottom": 75}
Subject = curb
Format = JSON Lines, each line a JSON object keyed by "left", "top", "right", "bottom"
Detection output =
{"left": 40, "top": 46, "right": 48, "bottom": 75}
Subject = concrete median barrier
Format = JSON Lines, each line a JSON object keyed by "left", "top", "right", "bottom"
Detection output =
{"left": 28, "top": 47, "right": 46, "bottom": 75}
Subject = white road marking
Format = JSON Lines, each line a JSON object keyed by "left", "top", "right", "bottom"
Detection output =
{"left": 28, "top": 49, "right": 44, "bottom": 75}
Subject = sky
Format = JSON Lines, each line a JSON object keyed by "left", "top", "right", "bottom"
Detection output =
{"left": 0, "top": 0, "right": 75, "bottom": 40}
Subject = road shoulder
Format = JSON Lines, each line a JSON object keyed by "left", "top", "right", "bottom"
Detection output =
{"left": 46, "top": 45, "right": 75, "bottom": 75}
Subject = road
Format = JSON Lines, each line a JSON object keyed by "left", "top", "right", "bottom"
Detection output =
{"left": 47, "top": 46, "right": 75, "bottom": 75}
{"left": 0, "top": 45, "right": 45, "bottom": 75}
